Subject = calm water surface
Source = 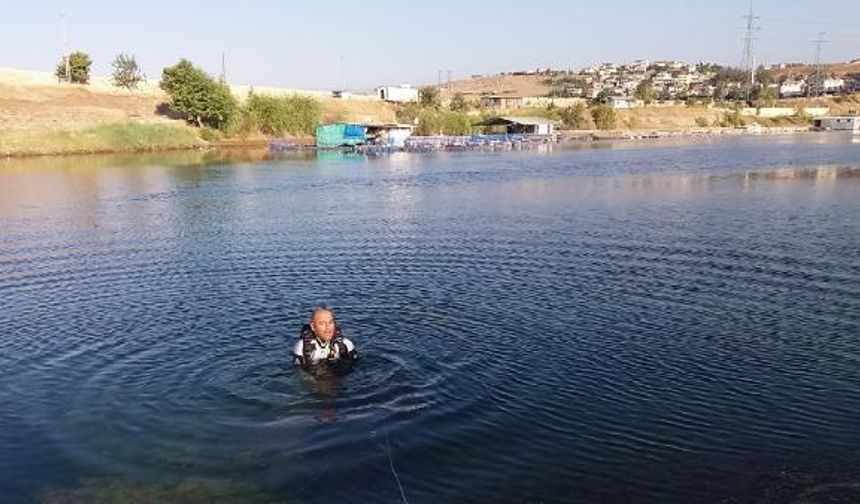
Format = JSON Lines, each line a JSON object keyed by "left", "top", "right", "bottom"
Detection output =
{"left": 1, "top": 135, "right": 860, "bottom": 503}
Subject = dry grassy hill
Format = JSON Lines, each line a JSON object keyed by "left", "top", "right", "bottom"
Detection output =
{"left": 768, "top": 60, "right": 860, "bottom": 80}
{"left": 0, "top": 67, "right": 398, "bottom": 155}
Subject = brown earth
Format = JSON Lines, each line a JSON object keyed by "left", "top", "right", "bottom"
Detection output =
{"left": 0, "top": 80, "right": 172, "bottom": 134}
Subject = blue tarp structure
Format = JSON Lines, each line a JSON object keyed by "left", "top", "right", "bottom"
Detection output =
{"left": 315, "top": 123, "right": 366, "bottom": 148}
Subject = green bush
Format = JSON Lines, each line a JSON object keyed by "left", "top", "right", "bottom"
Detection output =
{"left": 413, "top": 109, "right": 472, "bottom": 135}
{"left": 198, "top": 127, "right": 222, "bottom": 142}
{"left": 590, "top": 105, "right": 618, "bottom": 130}
{"left": 240, "top": 92, "right": 320, "bottom": 136}
{"left": 694, "top": 116, "right": 711, "bottom": 127}
{"left": 449, "top": 93, "right": 469, "bottom": 112}
{"left": 560, "top": 103, "right": 588, "bottom": 129}
{"left": 55, "top": 51, "right": 92, "bottom": 84}
{"left": 160, "top": 59, "right": 237, "bottom": 130}
{"left": 419, "top": 87, "right": 441, "bottom": 109}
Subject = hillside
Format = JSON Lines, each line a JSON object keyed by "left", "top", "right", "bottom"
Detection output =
{"left": 767, "top": 60, "right": 860, "bottom": 80}
{"left": 0, "top": 68, "right": 396, "bottom": 156}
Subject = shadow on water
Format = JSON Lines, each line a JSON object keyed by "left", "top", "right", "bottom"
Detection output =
{"left": 40, "top": 478, "right": 275, "bottom": 504}
{"left": 725, "top": 467, "right": 860, "bottom": 504}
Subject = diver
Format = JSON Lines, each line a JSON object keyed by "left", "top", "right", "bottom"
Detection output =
{"left": 293, "top": 306, "right": 358, "bottom": 371}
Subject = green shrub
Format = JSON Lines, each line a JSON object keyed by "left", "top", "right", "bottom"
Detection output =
{"left": 160, "top": 59, "right": 237, "bottom": 130}
{"left": 414, "top": 109, "right": 473, "bottom": 135}
{"left": 590, "top": 105, "right": 618, "bottom": 130}
{"left": 695, "top": 116, "right": 710, "bottom": 127}
{"left": 449, "top": 93, "right": 469, "bottom": 112}
{"left": 111, "top": 53, "right": 145, "bottom": 89}
{"left": 55, "top": 51, "right": 92, "bottom": 84}
{"left": 241, "top": 92, "right": 320, "bottom": 136}
{"left": 560, "top": 103, "right": 588, "bottom": 129}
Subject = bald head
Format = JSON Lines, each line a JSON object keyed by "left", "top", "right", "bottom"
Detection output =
{"left": 309, "top": 307, "right": 336, "bottom": 342}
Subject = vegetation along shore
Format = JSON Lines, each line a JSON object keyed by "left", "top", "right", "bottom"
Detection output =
{"left": 2, "top": 53, "right": 859, "bottom": 157}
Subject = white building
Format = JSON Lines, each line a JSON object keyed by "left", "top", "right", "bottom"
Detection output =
{"left": 605, "top": 96, "right": 634, "bottom": 109}
{"left": 779, "top": 81, "right": 806, "bottom": 97}
{"left": 377, "top": 85, "right": 419, "bottom": 103}
{"left": 813, "top": 116, "right": 860, "bottom": 133}
{"left": 822, "top": 78, "right": 845, "bottom": 93}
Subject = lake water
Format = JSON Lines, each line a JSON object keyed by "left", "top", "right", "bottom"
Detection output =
{"left": 1, "top": 135, "right": 860, "bottom": 503}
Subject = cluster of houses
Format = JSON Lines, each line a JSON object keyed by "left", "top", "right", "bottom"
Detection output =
{"left": 544, "top": 60, "right": 857, "bottom": 105}
{"left": 366, "top": 61, "right": 859, "bottom": 112}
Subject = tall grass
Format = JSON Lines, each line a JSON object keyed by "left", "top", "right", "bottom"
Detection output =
{"left": 1, "top": 123, "right": 203, "bottom": 156}
{"left": 232, "top": 92, "right": 320, "bottom": 137}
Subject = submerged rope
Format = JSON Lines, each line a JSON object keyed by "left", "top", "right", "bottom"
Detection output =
{"left": 385, "top": 432, "right": 409, "bottom": 504}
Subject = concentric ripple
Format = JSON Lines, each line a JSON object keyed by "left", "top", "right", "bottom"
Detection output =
{"left": 1, "top": 136, "right": 860, "bottom": 503}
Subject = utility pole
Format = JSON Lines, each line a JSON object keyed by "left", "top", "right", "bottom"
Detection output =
{"left": 220, "top": 51, "right": 227, "bottom": 83}
{"left": 339, "top": 53, "right": 345, "bottom": 92}
{"left": 60, "top": 14, "right": 70, "bottom": 82}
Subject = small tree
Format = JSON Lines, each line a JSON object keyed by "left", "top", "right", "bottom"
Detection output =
{"left": 160, "top": 59, "right": 237, "bottom": 129}
{"left": 634, "top": 80, "right": 656, "bottom": 104}
{"left": 419, "top": 86, "right": 441, "bottom": 109}
{"left": 590, "top": 105, "right": 617, "bottom": 130}
{"left": 592, "top": 88, "right": 614, "bottom": 106}
{"left": 449, "top": 92, "right": 469, "bottom": 112}
{"left": 560, "top": 103, "right": 588, "bottom": 129}
{"left": 111, "top": 53, "right": 145, "bottom": 89}
{"left": 752, "top": 85, "right": 778, "bottom": 107}
{"left": 55, "top": 51, "right": 92, "bottom": 84}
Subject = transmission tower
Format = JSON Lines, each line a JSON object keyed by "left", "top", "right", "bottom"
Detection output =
{"left": 740, "top": 1, "right": 760, "bottom": 87}
{"left": 809, "top": 32, "right": 828, "bottom": 97}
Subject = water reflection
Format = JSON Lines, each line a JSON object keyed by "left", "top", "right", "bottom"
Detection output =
{"left": 1, "top": 135, "right": 860, "bottom": 504}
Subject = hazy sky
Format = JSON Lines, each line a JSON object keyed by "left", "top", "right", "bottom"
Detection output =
{"left": 1, "top": 1, "right": 858, "bottom": 90}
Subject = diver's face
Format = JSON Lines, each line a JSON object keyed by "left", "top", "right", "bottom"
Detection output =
{"left": 311, "top": 310, "right": 335, "bottom": 342}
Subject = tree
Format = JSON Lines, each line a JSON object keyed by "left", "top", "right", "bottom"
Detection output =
{"left": 590, "top": 105, "right": 617, "bottom": 130}
{"left": 419, "top": 86, "right": 441, "bottom": 109}
{"left": 449, "top": 92, "right": 469, "bottom": 112}
{"left": 560, "top": 103, "right": 588, "bottom": 129}
{"left": 752, "top": 84, "right": 778, "bottom": 107}
{"left": 592, "top": 88, "right": 614, "bottom": 105}
{"left": 111, "top": 53, "right": 145, "bottom": 89}
{"left": 160, "top": 59, "right": 237, "bottom": 130}
{"left": 55, "top": 51, "right": 92, "bottom": 84}
{"left": 634, "top": 80, "right": 656, "bottom": 104}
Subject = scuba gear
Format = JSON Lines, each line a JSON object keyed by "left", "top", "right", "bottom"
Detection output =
{"left": 294, "top": 323, "right": 358, "bottom": 368}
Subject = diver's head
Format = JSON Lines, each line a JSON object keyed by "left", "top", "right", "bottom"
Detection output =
{"left": 310, "top": 306, "right": 336, "bottom": 342}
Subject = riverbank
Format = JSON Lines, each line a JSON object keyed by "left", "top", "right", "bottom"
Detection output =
{"left": 0, "top": 123, "right": 206, "bottom": 157}
{"left": 0, "top": 66, "right": 843, "bottom": 158}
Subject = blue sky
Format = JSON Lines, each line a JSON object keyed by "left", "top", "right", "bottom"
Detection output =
{"left": 1, "top": 1, "right": 857, "bottom": 90}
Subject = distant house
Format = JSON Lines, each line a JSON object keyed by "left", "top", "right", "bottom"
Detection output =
{"left": 813, "top": 116, "right": 860, "bottom": 133}
{"left": 481, "top": 95, "right": 525, "bottom": 109}
{"left": 605, "top": 96, "right": 634, "bottom": 109}
{"left": 474, "top": 116, "right": 559, "bottom": 135}
{"left": 377, "top": 85, "right": 419, "bottom": 103}
{"left": 779, "top": 81, "right": 806, "bottom": 98}
{"left": 822, "top": 78, "right": 845, "bottom": 94}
